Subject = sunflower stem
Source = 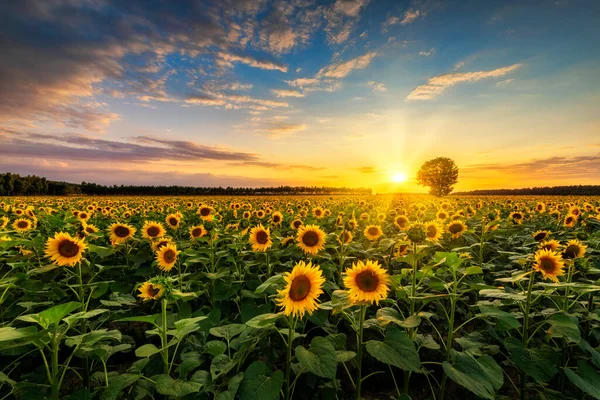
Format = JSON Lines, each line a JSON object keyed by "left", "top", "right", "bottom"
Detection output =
{"left": 161, "top": 298, "right": 169, "bottom": 375}
{"left": 520, "top": 269, "right": 536, "bottom": 400}
{"left": 355, "top": 305, "right": 366, "bottom": 400}
{"left": 284, "top": 316, "right": 295, "bottom": 400}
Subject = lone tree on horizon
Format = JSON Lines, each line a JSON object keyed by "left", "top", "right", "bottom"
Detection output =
{"left": 416, "top": 157, "right": 459, "bottom": 197}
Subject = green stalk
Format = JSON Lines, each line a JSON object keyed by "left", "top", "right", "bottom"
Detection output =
{"left": 51, "top": 329, "right": 60, "bottom": 400}
{"left": 284, "top": 316, "right": 295, "bottom": 400}
{"left": 266, "top": 250, "right": 271, "bottom": 276}
{"left": 161, "top": 298, "right": 169, "bottom": 375}
{"left": 520, "top": 270, "right": 536, "bottom": 400}
{"left": 404, "top": 242, "right": 418, "bottom": 394}
{"left": 356, "top": 305, "right": 366, "bottom": 400}
{"left": 439, "top": 295, "right": 457, "bottom": 399}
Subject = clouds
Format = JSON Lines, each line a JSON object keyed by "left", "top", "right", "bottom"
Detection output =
{"left": 271, "top": 89, "right": 305, "bottom": 98}
{"left": 266, "top": 123, "right": 309, "bottom": 137}
{"left": 407, "top": 64, "right": 522, "bottom": 100}
{"left": 215, "top": 52, "right": 288, "bottom": 72}
{"left": 368, "top": 81, "right": 387, "bottom": 92}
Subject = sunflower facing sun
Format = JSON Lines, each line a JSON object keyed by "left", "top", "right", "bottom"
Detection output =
{"left": 276, "top": 261, "right": 325, "bottom": 318}
{"left": 296, "top": 224, "right": 326, "bottom": 255}
{"left": 109, "top": 223, "right": 136, "bottom": 244}
{"left": 532, "top": 249, "right": 565, "bottom": 282}
{"left": 249, "top": 224, "right": 272, "bottom": 252}
{"left": 45, "top": 232, "right": 87, "bottom": 267}
{"left": 344, "top": 260, "right": 390, "bottom": 305}
{"left": 155, "top": 243, "right": 180, "bottom": 271}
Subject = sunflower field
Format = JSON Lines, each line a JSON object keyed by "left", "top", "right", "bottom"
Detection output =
{"left": 0, "top": 196, "right": 599, "bottom": 400}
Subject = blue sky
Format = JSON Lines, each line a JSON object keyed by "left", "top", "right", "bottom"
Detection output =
{"left": 0, "top": 0, "right": 598, "bottom": 191}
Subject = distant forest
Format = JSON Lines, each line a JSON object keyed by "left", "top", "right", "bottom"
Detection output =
{"left": 0, "top": 172, "right": 372, "bottom": 196}
{"left": 454, "top": 185, "right": 600, "bottom": 196}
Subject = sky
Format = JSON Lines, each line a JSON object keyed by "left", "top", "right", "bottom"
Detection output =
{"left": 0, "top": 0, "right": 599, "bottom": 193}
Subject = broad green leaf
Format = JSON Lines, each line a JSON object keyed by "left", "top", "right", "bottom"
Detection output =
{"left": 477, "top": 305, "right": 521, "bottom": 330}
{"left": 17, "top": 301, "right": 81, "bottom": 328}
{"left": 581, "top": 340, "right": 600, "bottom": 368}
{"left": 442, "top": 352, "right": 503, "bottom": 400}
{"left": 503, "top": 337, "right": 557, "bottom": 382}
{"left": 565, "top": 360, "right": 600, "bottom": 399}
{"left": 295, "top": 336, "right": 337, "bottom": 379}
{"left": 135, "top": 344, "right": 161, "bottom": 357}
{"left": 245, "top": 313, "right": 282, "bottom": 329}
{"left": 548, "top": 312, "right": 581, "bottom": 343}
{"left": 336, "top": 351, "right": 356, "bottom": 362}
{"left": 116, "top": 314, "right": 160, "bottom": 325}
{"left": 479, "top": 289, "right": 526, "bottom": 301}
{"left": 0, "top": 326, "right": 37, "bottom": 342}
{"left": 210, "top": 324, "right": 246, "bottom": 340}
{"left": 240, "top": 361, "right": 283, "bottom": 400}
{"left": 211, "top": 354, "right": 236, "bottom": 380}
{"left": 255, "top": 274, "right": 283, "bottom": 294}
{"left": 365, "top": 327, "right": 420, "bottom": 372}
{"left": 376, "top": 308, "right": 421, "bottom": 328}
{"left": 155, "top": 374, "right": 202, "bottom": 396}
{"left": 464, "top": 266, "right": 483, "bottom": 275}
{"left": 206, "top": 340, "right": 227, "bottom": 356}
{"left": 101, "top": 374, "right": 141, "bottom": 400}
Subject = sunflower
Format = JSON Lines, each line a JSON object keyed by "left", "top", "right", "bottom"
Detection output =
{"left": 152, "top": 237, "right": 174, "bottom": 252}
{"left": 137, "top": 277, "right": 170, "bottom": 301}
{"left": 394, "top": 243, "right": 410, "bottom": 257}
{"left": 539, "top": 239, "right": 561, "bottom": 252}
{"left": 189, "top": 225, "right": 207, "bottom": 240}
{"left": 424, "top": 221, "right": 442, "bottom": 241}
{"left": 364, "top": 225, "right": 383, "bottom": 241}
{"left": 45, "top": 232, "right": 87, "bottom": 267}
{"left": 535, "top": 202, "right": 546, "bottom": 213}
{"left": 109, "top": 223, "right": 136, "bottom": 244}
{"left": 296, "top": 224, "right": 326, "bottom": 255}
{"left": 156, "top": 243, "right": 180, "bottom": 271}
{"left": 562, "top": 239, "right": 586, "bottom": 259}
{"left": 339, "top": 230, "right": 353, "bottom": 245}
{"left": 446, "top": 220, "right": 467, "bottom": 238}
{"left": 344, "top": 260, "right": 390, "bottom": 305}
{"left": 249, "top": 224, "right": 272, "bottom": 252}
{"left": 312, "top": 206, "right": 325, "bottom": 219}
{"left": 532, "top": 249, "right": 565, "bottom": 282}
{"left": 12, "top": 218, "right": 33, "bottom": 232}
{"left": 165, "top": 213, "right": 182, "bottom": 229}
{"left": 82, "top": 223, "right": 99, "bottom": 235}
{"left": 436, "top": 211, "right": 449, "bottom": 220}
{"left": 563, "top": 214, "right": 577, "bottom": 228}
{"left": 276, "top": 261, "right": 325, "bottom": 318}
{"left": 0, "top": 216, "right": 8, "bottom": 230}
{"left": 532, "top": 230, "right": 551, "bottom": 242}
{"left": 271, "top": 211, "right": 283, "bottom": 225}
{"left": 281, "top": 236, "right": 295, "bottom": 247}
{"left": 394, "top": 215, "right": 410, "bottom": 230}
{"left": 142, "top": 221, "right": 166, "bottom": 240}
{"left": 509, "top": 212, "right": 524, "bottom": 224}
{"left": 77, "top": 211, "right": 90, "bottom": 222}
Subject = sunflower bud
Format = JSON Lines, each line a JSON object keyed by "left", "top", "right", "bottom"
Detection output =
{"left": 407, "top": 223, "right": 427, "bottom": 243}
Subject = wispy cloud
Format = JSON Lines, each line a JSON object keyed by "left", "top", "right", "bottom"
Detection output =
{"left": 367, "top": 81, "right": 387, "bottom": 92}
{"left": 216, "top": 52, "right": 288, "bottom": 72}
{"left": 407, "top": 63, "right": 522, "bottom": 100}
{"left": 271, "top": 89, "right": 305, "bottom": 98}
{"left": 462, "top": 155, "right": 600, "bottom": 179}
{"left": 266, "top": 123, "right": 309, "bottom": 137}
{"left": 357, "top": 166, "right": 379, "bottom": 174}
{"left": 317, "top": 52, "right": 377, "bottom": 78}
{"left": 419, "top": 48, "right": 435, "bottom": 56}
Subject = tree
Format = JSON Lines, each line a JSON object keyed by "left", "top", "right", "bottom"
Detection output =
{"left": 416, "top": 157, "right": 459, "bottom": 197}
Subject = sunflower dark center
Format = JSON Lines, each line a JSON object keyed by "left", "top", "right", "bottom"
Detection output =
{"left": 539, "top": 258, "right": 556, "bottom": 273}
{"left": 302, "top": 231, "right": 320, "bottom": 247}
{"left": 114, "top": 226, "right": 130, "bottom": 237}
{"left": 200, "top": 208, "right": 210, "bottom": 216}
{"left": 341, "top": 232, "right": 351, "bottom": 242}
{"left": 396, "top": 218, "right": 407, "bottom": 227}
{"left": 156, "top": 241, "right": 168, "bottom": 249}
{"left": 563, "top": 245, "right": 579, "bottom": 259}
{"left": 449, "top": 224, "right": 463, "bottom": 234}
{"left": 80, "top": 213, "right": 88, "bottom": 219}
{"left": 566, "top": 217, "right": 574, "bottom": 224}
{"left": 273, "top": 216, "right": 281, "bottom": 222}
{"left": 147, "top": 226, "right": 160, "bottom": 237}
{"left": 148, "top": 285, "right": 161, "bottom": 297}
{"left": 368, "top": 227, "right": 379, "bottom": 236}
{"left": 293, "top": 221, "right": 302, "bottom": 229}
{"left": 16, "top": 221, "right": 28, "bottom": 228}
{"left": 58, "top": 239, "right": 79, "bottom": 258}
{"left": 289, "top": 275, "right": 311, "bottom": 301}
{"left": 355, "top": 270, "right": 379, "bottom": 292}
{"left": 192, "top": 228, "right": 202, "bottom": 237}
{"left": 169, "top": 218, "right": 178, "bottom": 226}
{"left": 513, "top": 213, "right": 522, "bottom": 219}
{"left": 534, "top": 232, "right": 547, "bottom": 241}
{"left": 427, "top": 226, "right": 437, "bottom": 237}
{"left": 315, "top": 210, "right": 322, "bottom": 216}
{"left": 163, "top": 249, "right": 176, "bottom": 263}
{"left": 256, "top": 230, "right": 269, "bottom": 244}
{"left": 86, "top": 227, "right": 95, "bottom": 233}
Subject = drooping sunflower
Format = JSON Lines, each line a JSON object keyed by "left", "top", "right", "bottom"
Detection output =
{"left": 165, "top": 213, "right": 182, "bottom": 229}
{"left": 45, "top": 232, "right": 87, "bottom": 267}
{"left": 296, "top": 224, "right": 326, "bottom": 255}
{"left": 364, "top": 225, "right": 383, "bottom": 241}
{"left": 281, "top": 236, "right": 295, "bottom": 247}
{"left": 248, "top": 224, "right": 272, "bottom": 252}
{"left": 108, "top": 223, "right": 136, "bottom": 244}
{"left": 562, "top": 239, "right": 586, "bottom": 259}
{"left": 156, "top": 243, "right": 180, "bottom": 271}
{"left": 344, "top": 260, "right": 390, "bottom": 305}
{"left": 276, "top": 261, "right": 325, "bottom": 318}
{"left": 189, "top": 225, "right": 207, "bottom": 240}
{"left": 539, "top": 239, "right": 561, "bottom": 252}
{"left": 532, "top": 249, "right": 565, "bottom": 282}
{"left": 532, "top": 230, "right": 551, "bottom": 242}
{"left": 394, "top": 215, "right": 410, "bottom": 230}
{"left": 424, "top": 221, "right": 442, "bottom": 242}
{"left": 142, "top": 221, "right": 166, "bottom": 240}
{"left": 12, "top": 218, "right": 33, "bottom": 232}
{"left": 138, "top": 281, "right": 165, "bottom": 301}
{"left": 446, "top": 220, "right": 467, "bottom": 238}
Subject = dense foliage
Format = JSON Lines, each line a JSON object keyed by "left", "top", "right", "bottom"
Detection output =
{"left": 0, "top": 195, "right": 599, "bottom": 400}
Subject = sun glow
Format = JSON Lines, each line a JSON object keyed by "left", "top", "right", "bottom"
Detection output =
{"left": 391, "top": 171, "right": 408, "bottom": 183}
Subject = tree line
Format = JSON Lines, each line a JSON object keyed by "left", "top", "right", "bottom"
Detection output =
{"left": 0, "top": 172, "right": 372, "bottom": 196}
{"left": 454, "top": 185, "right": 600, "bottom": 196}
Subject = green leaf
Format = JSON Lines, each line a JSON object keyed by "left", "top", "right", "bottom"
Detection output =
{"left": 155, "top": 374, "right": 202, "bottom": 397}
{"left": 477, "top": 305, "right": 521, "bottom": 330}
{"left": 101, "top": 374, "right": 141, "bottom": 400}
{"left": 580, "top": 340, "right": 600, "bottom": 368}
{"left": 503, "top": 337, "right": 558, "bottom": 382}
{"left": 336, "top": 351, "right": 356, "bottom": 363}
{"left": 376, "top": 308, "right": 421, "bottom": 328}
{"left": 0, "top": 326, "right": 37, "bottom": 342}
{"left": 433, "top": 252, "right": 463, "bottom": 272}
{"left": 0, "top": 371, "right": 16, "bottom": 386}
{"left": 116, "top": 314, "right": 160, "bottom": 325}
{"left": 211, "top": 354, "right": 236, "bottom": 380}
{"left": 206, "top": 340, "right": 227, "bottom": 356}
{"left": 295, "top": 337, "right": 337, "bottom": 379}
{"left": 240, "top": 361, "right": 283, "bottom": 400}
{"left": 17, "top": 302, "right": 81, "bottom": 328}
{"left": 565, "top": 360, "right": 600, "bottom": 399}
{"left": 479, "top": 289, "right": 526, "bottom": 301}
{"left": 464, "top": 266, "right": 483, "bottom": 275}
{"left": 135, "top": 344, "right": 161, "bottom": 358}
{"left": 442, "top": 352, "right": 503, "bottom": 400}
{"left": 245, "top": 313, "right": 282, "bottom": 329}
{"left": 255, "top": 274, "right": 283, "bottom": 294}
{"left": 210, "top": 324, "right": 246, "bottom": 340}
{"left": 365, "top": 327, "right": 420, "bottom": 372}
{"left": 548, "top": 311, "right": 581, "bottom": 343}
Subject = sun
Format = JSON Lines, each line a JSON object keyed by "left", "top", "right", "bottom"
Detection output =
{"left": 391, "top": 171, "right": 408, "bottom": 183}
